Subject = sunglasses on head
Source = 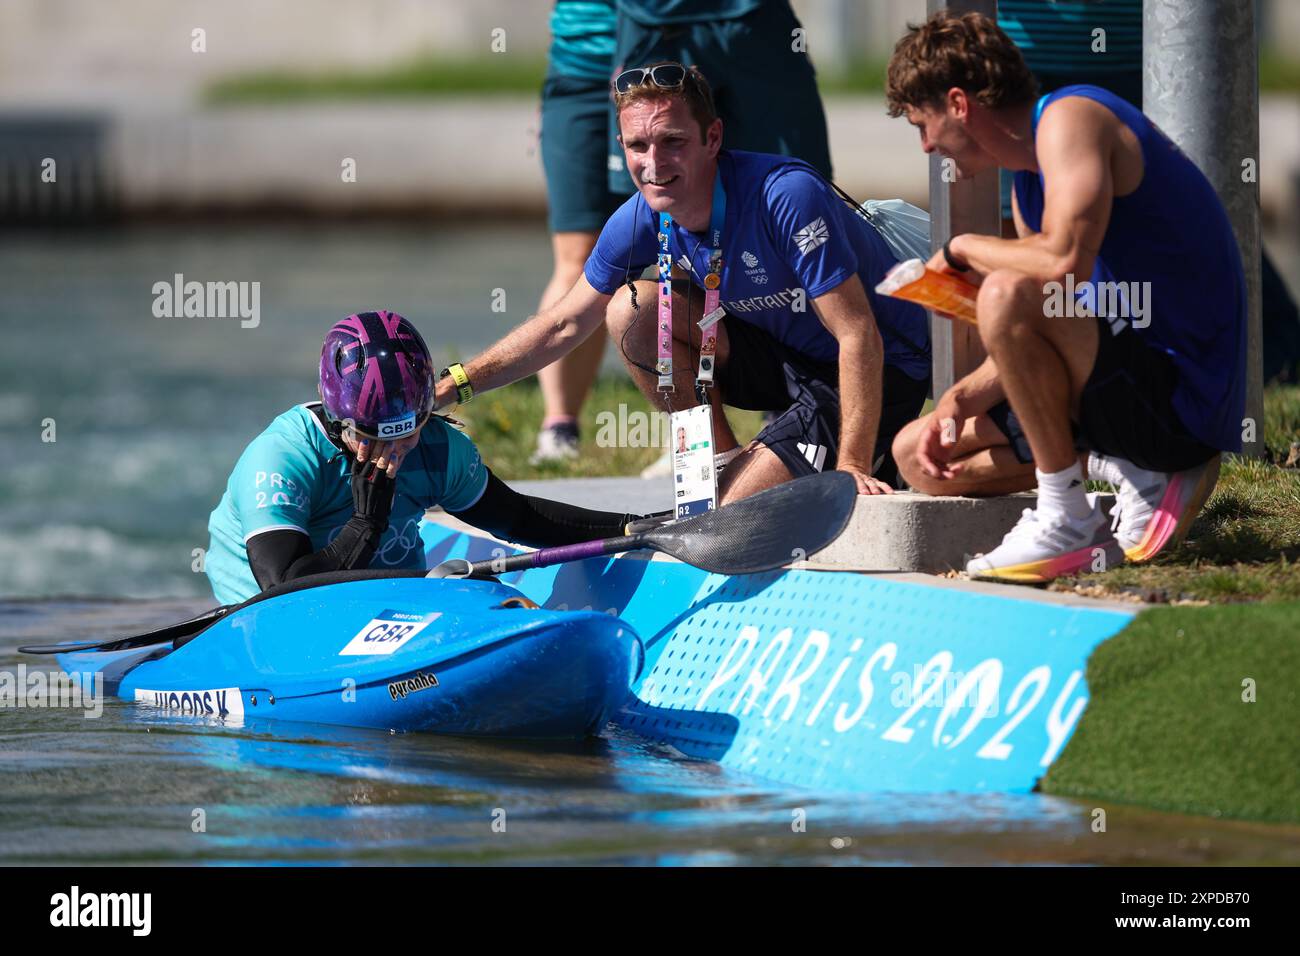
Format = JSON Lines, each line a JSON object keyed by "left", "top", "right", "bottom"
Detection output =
{"left": 613, "top": 61, "right": 691, "bottom": 96}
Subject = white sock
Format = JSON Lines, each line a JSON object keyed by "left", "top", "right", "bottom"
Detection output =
{"left": 1086, "top": 451, "right": 1121, "bottom": 486}
{"left": 1035, "top": 463, "right": 1092, "bottom": 520}
{"left": 1089, "top": 451, "right": 1160, "bottom": 488}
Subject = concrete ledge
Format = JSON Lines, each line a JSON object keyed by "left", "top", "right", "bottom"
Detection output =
{"left": 803, "top": 491, "right": 1114, "bottom": 574}
{"left": 431, "top": 476, "right": 1116, "bottom": 577}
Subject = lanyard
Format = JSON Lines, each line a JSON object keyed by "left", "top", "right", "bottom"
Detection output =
{"left": 655, "top": 170, "right": 727, "bottom": 392}
{"left": 654, "top": 210, "right": 675, "bottom": 390}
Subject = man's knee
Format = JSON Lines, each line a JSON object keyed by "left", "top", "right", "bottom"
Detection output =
{"left": 977, "top": 269, "right": 1041, "bottom": 346}
{"left": 891, "top": 415, "right": 928, "bottom": 490}
{"left": 605, "top": 279, "right": 654, "bottom": 338}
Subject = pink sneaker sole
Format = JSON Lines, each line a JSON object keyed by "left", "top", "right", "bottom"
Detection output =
{"left": 1125, "top": 455, "right": 1221, "bottom": 562}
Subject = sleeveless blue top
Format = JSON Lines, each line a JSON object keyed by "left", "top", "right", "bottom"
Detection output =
{"left": 1013, "top": 84, "right": 1247, "bottom": 453}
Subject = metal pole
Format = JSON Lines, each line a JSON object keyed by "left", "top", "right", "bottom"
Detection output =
{"left": 1143, "top": 0, "right": 1263, "bottom": 457}
{"left": 927, "top": 0, "right": 999, "bottom": 398}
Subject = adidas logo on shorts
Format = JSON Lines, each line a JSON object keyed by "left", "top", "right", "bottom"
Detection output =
{"left": 797, "top": 442, "right": 828, "bottom": 471}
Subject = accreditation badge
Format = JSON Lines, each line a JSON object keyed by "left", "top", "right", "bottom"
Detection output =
{"left": 669, "top": 405, "right": 717, "bottom": 519}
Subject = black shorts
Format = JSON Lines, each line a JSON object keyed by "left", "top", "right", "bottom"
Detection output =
{"left": 540, "top": 73, "right": 626, "bottom": 233}
{"left": 988, "top": 315, "right": 1219, "bottom": 473}
{"left": 716, "top": 315, "right": 930, "bottom": 487}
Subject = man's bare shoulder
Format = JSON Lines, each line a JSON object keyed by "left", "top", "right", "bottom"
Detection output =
{"left": 1037, "top": 94, "right": 1122, "bottom": 142}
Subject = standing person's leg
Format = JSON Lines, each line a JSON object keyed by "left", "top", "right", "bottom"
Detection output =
{"left": 534, "top": 73, "right": 624, "bottom": 462}
{"left": 533, "top": 231, "right": 607, "bottom": 461}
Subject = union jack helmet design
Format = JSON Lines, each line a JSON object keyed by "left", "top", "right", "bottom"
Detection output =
{"left": 318, "top": 310, "right": 435, "bottom": 440}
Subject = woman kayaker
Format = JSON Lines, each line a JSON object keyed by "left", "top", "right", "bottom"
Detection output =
{"left": 205, "top": 310, "right": 642, "bottom": 604}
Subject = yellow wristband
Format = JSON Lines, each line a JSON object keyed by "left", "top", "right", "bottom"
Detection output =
{"left": 446, "top": 363, "right": 473, "bottom": 405}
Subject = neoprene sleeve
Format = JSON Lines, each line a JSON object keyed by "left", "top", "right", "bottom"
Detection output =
{"left": 246, "top": 469, "right": 639, "bottom": 592}
{"left": 247, "top": 517, "right": 386, "bottom": 591}
{"left": 450, "top": 471, "right": 638, "bottom": 547}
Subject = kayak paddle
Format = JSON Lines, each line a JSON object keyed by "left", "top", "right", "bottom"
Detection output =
{"left": 17, "top": 568, "right": 428, "bottom": 656}
{"left": 18, "top": 604, "right": 234, "bottom": 656}
{"left": 19, "top": 473, "right": 857, "bottom": 656}
{"left": 430, "top": 470, "right": 857, "bottom": 579}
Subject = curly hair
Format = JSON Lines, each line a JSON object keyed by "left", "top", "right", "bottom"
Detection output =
{"left": 886, "top": 10, "right": 1038, "bottom": 117}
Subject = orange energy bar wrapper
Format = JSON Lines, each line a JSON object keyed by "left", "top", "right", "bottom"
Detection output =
{"left": 875, "top": 258, "right": 978, "bottom": 325}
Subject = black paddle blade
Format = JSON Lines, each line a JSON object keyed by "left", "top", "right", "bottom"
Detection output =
{"left": 644, "top": 471, "right": 857, "bottom": 574}
{"left": 17, "top": 605, "right": 233, "bottom": 656}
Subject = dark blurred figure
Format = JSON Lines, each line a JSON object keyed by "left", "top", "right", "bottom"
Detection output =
{"left": 606, "top": 0, "right": 833, "bottom": 192}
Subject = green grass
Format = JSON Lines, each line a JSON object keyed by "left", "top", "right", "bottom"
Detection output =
{"left": 449, "top": 376, "right": 765, "bottom": 481}
{"left": 1039, "top": 601, "right": 1300, "bottom": 824}
{"left": 204, "top": 53, "right": 1300, "bottom": 104}
{"left": 205, "top": 56, "right": 551, "bottom": 104}
{"left": 1261, "top": 51, "right": 1300, "bottom": 93}
{"left": 202, "top": 56, "right": 895, "bottom": 105}
{"left": 1053, "top": 384, "right": 1300, "bottom": 605}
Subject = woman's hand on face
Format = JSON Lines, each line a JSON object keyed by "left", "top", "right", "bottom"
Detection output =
{"left": 352, "top": 430, "right": 424, "bottom": 478}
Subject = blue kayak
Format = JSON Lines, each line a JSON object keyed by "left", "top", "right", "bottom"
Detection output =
{"left": 55, "top": 575, "right": 643, "bottom": 739}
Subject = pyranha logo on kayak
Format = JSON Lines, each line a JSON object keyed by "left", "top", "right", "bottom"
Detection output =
{"left": 388, "top": 671, "right": 439, "bottom": 700}
{"left": 135, "top": 687, "right": 244, "bottom": 719}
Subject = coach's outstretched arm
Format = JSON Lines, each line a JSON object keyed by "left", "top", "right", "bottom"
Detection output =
{"left": 434, "top": 276, "right": 611, "bottom": 410}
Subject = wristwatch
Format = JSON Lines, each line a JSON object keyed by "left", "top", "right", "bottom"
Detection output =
{"left": 941, "top": 238, "right": 972, "bottom": 273}
{"left": 439, "top": 363, "right": 473, "bottom": 405}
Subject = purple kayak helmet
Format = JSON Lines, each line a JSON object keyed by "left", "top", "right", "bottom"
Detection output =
{"left": 318, "top": 310, "right": 435, "bottom": 441}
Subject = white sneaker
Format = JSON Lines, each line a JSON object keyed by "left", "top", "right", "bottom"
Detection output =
{"left": 1088, "top": 452, "right": 1220, "bottom": 562}
{"left": 529, "top": 424, "right": 580, "bottom": 464}
{"left": 966, "top": 501, "right": 1124, "bottom": 583}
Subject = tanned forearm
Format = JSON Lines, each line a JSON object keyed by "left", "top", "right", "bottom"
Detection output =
{"left": 436, "top": 309, "right": 588, "bottom": 408}
{"left": 950, "top": 355, "right": 1005, "bottom": 417}
{"left": 946, "top": 231, "right": 1097, "bottom": 287}
{"left": 435, "top": 278, "right": 609, "bottom": 409}
{"left": 835, "top": 330, "right": 885, "bottom": 472}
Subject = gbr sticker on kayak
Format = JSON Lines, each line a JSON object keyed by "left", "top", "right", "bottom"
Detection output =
{"left": 339, "top": 610, "right": 442, "bottom": 656}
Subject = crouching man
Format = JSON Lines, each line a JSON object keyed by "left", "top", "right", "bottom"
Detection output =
{"left": 885, "top": 12, "right": 1241, "bottom": 582}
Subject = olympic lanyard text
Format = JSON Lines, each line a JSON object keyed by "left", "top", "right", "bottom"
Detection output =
{"left": 655, "top": 170, "right": 727, "bottom": 392}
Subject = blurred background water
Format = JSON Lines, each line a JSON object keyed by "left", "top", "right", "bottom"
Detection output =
{"left": 0, "top": 222, "right": 557, "bottom": 598}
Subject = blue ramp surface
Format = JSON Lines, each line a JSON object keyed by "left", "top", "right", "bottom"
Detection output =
{"left": 422, "top": 520, "right": 1133, "bottom": 792}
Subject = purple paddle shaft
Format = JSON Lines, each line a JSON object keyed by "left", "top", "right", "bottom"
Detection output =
{"left": 476, "top": 534, "right": 647, "bottom": 574}
{"left": 525, "top": 538, "right": 617, "bottom": 567}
